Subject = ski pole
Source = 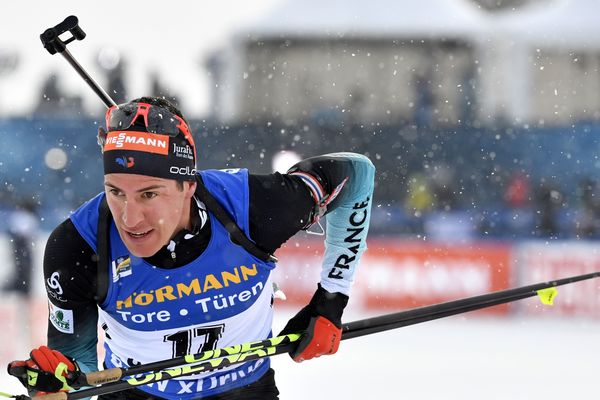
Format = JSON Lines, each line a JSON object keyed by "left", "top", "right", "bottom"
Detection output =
{"left": 75, "top": 334, "right": 301, "bottom": 389}
{"left": 17, "top": 270, "right": 600, "bottom": 400}
{"left": 35, "top": 339, "right": 302, "bottom": 400}
{"left": 342, "top": 270, "right": 600, "bottom": 338}
{"left": 40, "top": 15, "right": 117, "bottom": 108}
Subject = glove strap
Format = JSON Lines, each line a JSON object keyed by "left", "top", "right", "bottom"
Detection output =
{"left": 24, "top": 367, "right": 65, "bottom": 393}
{"left": 26, "top": 369, "right": 38, "bottom": 388}
{"left": 54, "top": 362, "right": 73, "bottom": 391}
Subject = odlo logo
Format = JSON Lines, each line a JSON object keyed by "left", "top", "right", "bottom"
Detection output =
{"left": 46, "top": 271, "right": 63, "bottom": 295}
{"left": 115, "top": 156, "right": 135, "bottom": 168}
{"left": 170, "top": 166, "right": 196, "bottom": 176}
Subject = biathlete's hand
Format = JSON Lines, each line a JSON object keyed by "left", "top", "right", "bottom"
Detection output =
{"left": 7, "top": 346, "right": 81, "bottom": 394}
{"left": 279, "top": 284, "right": 348, "bottom": 362}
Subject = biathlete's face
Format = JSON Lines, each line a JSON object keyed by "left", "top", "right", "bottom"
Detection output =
{"left": 104, "top": 173, "right": 197, "bottom": 258}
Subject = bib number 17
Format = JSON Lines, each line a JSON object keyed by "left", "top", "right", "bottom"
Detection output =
{"left": 163, "top": 324, "right": 225, "bottom": 358}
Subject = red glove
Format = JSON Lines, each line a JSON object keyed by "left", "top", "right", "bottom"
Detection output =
{"left": 7, "top": 346, "right": 81, "bottom": 394}
{"left": 279, "top": 284, "right": 348, "bottom": 362}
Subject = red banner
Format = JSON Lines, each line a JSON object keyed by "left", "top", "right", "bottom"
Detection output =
{"left": 273, "top": 239, "right": 512, "bottom": 314}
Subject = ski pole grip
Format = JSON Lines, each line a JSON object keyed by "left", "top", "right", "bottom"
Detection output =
{"left": 83, "top": 368, "right": 124, "bottom": 386}
{"left": 40, "top": 15, "right": 86, "bottom": 55}
{"left": 28, "top": 369, "right": 123, "bottom": 399}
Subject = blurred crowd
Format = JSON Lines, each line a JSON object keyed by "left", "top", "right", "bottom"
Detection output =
{"left": 2, "top": 104, "right": 600, "bottom": 245}
{"left": 386, "top": 166, "right": 600, "bottom": 241}
{"left": 3, "top": 57, "right": 600, "bottom": 244}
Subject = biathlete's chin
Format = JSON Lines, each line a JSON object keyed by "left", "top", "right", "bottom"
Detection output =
{"left": 119, "top": 228, "right": 161, "bottom": 257}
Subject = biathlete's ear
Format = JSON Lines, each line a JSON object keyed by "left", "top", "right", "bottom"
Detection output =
{"left": 185, "top": 181, "right": 197, "bottom": 196}
{"left": 97, "top": 127, "right": 107, "bottom": 152}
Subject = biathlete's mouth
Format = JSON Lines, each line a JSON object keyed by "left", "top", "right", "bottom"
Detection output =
{"left": 126, "top": 229, "right": 153, "bottom": 238}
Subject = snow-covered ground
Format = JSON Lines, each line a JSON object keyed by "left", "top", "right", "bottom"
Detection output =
{"left": 1, "top": 308, "right": 598, "bottom": 399}
{"left": 0, "top": 236, "right": 598, "bottom": 399}
{"left": 271, "top": 311, "right": 600, "bottom": 400}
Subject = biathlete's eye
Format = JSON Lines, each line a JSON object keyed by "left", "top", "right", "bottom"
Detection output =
{"left": 142, "top": 192, "right": 158, "bottom": 199}
{"left": 108, "top": 188, "right": 122, "bottom": 197}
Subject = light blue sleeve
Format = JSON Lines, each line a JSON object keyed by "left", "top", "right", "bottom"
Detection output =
{"left": 319, "top": 153, "right": 375, "bottom": 295}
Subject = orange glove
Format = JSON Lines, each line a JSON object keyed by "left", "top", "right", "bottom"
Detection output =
{"left": 7, "top": 346, "right": 81, "bottom": 394}
{"left": 279, "top": 284, "right": 348, "bottom": 362}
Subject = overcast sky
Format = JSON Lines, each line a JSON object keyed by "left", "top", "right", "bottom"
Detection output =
{"left": 0, "top": 0, "right": 284, "bottom": 118}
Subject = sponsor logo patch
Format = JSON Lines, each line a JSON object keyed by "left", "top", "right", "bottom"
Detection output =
{"left": 46, "top": 271, "right": 63, "bottom": 294}
{"left": 115, "top": 156, "right": 135, "bottom": 168}
{"left": 46, "top": 271, "right": 67, "bottom": 302}
{"left": 104, "top": 131, "right": 169, "bottom": 155}
{"left": 170, "top": 166, "right": 197, "bottom": 176}
{"left": 172, "top": 143, "right": 194, "bottom": 160}
{"left": 116, "top": 264, "right": 259, "bottom": 310}
{"left": 112, "top": 256, "right": 132, "bottom": 282}
{"left": 49, "top": 303, "right": 74, "bottom": 334}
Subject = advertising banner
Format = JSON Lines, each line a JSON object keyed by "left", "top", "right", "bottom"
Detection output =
{"left": 273, "top": 238, "right": 512, "bottom": 314}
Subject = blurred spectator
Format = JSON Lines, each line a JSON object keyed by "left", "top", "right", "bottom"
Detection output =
{"left": 97, "top": 48, "right": 128, "bottom": 104}
{"left": 429, "top": 163, "right": 458, "bottom": 211}
{"left": 459, "top": 64, "right": 477, "bottom": 127}
{"left": 107, "top": 61, "right": 127, "bottom": 104}
{"left": 34, "top": 72, "right": 84, "bottom": 116}
{"left": 573, "top": 177, "right": 600, "bottom": 238}
{"left": 423, "top": 164, "right": 474, "bottom": 241}
{"left": 150, "top": 71, "right": 180, "bottom": 107}
{"left": 504, "top": 171, "right": 530, "bottom": 208}
{"left": 404, "top": 171, "right": 434, "bottom": 218}
{"left": 534, "top": 179, "right": 564, "bottom": 238}
{"left": 3, "top": 199, "right": 39, "bottom": 296}
{"left": 0, "top": 48, "right": 18, "bottom": 77}
{"left": 404, "top": 172, "right": 434, "bottom": 235}
{"left": 346, "top": 86, "right": 366, "bottom": 126}
{"left": 34, "top": 73, "right": 62, "bottom": 114}
{"left": 413, "top": 70, "right": 434, "bottom": 127}
{"left": 502, "top": 171, "right": 534, "bottom": 238}
{"left": 405, "top": 172, "right": 434, "bottom": 214}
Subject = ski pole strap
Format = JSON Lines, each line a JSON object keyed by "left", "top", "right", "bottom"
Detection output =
{"left": 194, "top": 175, "right": 277, "bottom": 263}
{"left": 95, "top": 196, "right": 111, "bottom": 304}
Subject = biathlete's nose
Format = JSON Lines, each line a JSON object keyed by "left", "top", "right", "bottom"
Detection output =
{"left": 121, "top": 200, "right": 144, "bottom": 228}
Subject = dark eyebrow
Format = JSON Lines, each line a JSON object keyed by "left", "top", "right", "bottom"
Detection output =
{"left": 104, "top": 182, "right": 167, "bottom": 193}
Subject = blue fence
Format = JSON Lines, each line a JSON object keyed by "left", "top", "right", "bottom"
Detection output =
{"left": 2, "top": 118, "right": 600, "bottom": 237}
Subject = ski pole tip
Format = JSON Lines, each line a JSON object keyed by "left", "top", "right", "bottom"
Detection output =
{"left": 537, "top": 287, "right": 558, "bottom": 305}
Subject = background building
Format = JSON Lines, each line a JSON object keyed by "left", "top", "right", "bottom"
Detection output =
{"left": 479, "top": 0, "right": 600, "bottom": 125}
{"left": 210, "top": 0, "right": 487, "bottom": 126}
